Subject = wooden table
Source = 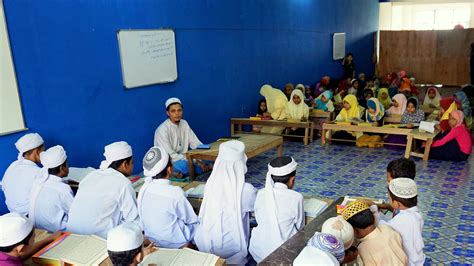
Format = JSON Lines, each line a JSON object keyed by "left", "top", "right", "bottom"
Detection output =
{"left": 405, "top": 129, "right": 439, "bottom": 161}
{"left": 230, "top": 118, "right": 313, "bottom": 145}
{"left": 185, "top": 134, "right": 283, "bottom": 179}
{"left": 259, "top": 197, "right": 344, "bottom": 264}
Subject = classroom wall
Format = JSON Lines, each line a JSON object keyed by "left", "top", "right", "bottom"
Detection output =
{"left": 0, "top": 0, "right": 379, "bottom": 214}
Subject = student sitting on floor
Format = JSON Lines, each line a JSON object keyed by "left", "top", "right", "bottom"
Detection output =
{"left": 348, "top": 79, "right": 359, "bottom": 96}
{"left": 334, "top": 83, "right": 349, "bottom": 108}
{"left": 314, "top": 90, "right": 335, "bottom": 112}
{"left": 260, "top": 84, "right": 288, "bottom": 134}
{"left": 430, "top": 110, "right": 472, "bottom": 162}
{"left": 28, "top": 145, "right": 74, "bottom": 232}
{"left": 286, "top": 89, "right": 309, "bottom": 121}
{"left": 365, "top": 98, "right": 385, "bottom": 126}
{"left": 107, "top": 223, "right": 156, "bottom": 266}
{"left": 194, "top": 140, "right": 257, "bottom": 265}
{"left": 137, "top": 146, "right": 198, "bottom": 248}
{"left": 422, "top": 87, "right": 441, "bottom": 109}
{"left": 252, "top": 99, "right": 269, "bottom": 133}
{"left": 331, "top": 95, "right": 364, "bottom": 141}
{"left": 400, "top": 97, "right": 425, "bottom": 128}
{"left": 249, "top": 156, "right": 304, "bottom": 262}
{"left": 0, "top": 212, "right": 61, "bottom": 265}
{"left": 304, "top": 85, "right": 314, "bottom": 105}
{"left": 342, "top": 201, "right": 408, "bottom": 265}
{"left": 386, "top": 158, "right": 416, "bottom": 183}
{"left": 377, "top": 88, "right": 392, "bottom": 110}
{"left": 67, "top": 141, "right": 140, "bottom": 239}
{"left": 438, "top": 97, "right": 459, "bottom": 132}
{"left": 283, "top": 83, "right": 294, "bottom": 101}
{"left": 367, "top": 178, "right": 425, "bottom": 266}
{"left": 2, "top": 133, "right": 45, "bottom": 216}
{"left": 386, "top": 93, "right": 407, "bottom": 116}
{"left": 360, "top": 88, "right": 375, "bottom": 109}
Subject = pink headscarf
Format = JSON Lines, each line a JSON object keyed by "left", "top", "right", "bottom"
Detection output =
{"left": 450, "top": 110, "right": 464, "bottom": 127}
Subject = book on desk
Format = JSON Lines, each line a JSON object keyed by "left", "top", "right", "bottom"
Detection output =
{"left": 141, "top": 247, "right": 220, "bottom": 265}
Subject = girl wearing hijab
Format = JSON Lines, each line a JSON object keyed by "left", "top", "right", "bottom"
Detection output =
{"left": 387, "top": 94, "right": 408, "bottom": 116}
{"left": 260, "top": 84, "right": 288, "bottom": 134}
{"left": 253, "top": 99, "right": 268, "bottom": 133}
{"left": 314, "top": 90, "right": 335, "bottom": 112}
{"left": 422, "top": 87, "right": 441, "bottom": 109}
{"left": 348, "top": 79, "right": 359, "bottom": 96}
{"left": 377, "top": 88, "right": 392, "bottom": 110}
{"left": 454, "top": 91, "right": 472, "bottom": 128}
{"left": 365, "top": 98, "right": 385, "bottom": 125}
{"left": 430, "top": 110, "right": 472, "bottom": 161}
{"left": 438, "top": 97, "right": 458, "bottom": 132}
{"left": 332, "top": 95, "right": 363, "bottom": 141}
{"left": 286, "top": 90, "right": 310, "bottom": 136}
{"left": 401, "top": 97, "right": 425, "bottom": 128}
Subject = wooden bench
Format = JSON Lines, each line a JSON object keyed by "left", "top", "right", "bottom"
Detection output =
{"left": 230, "top": 118, "right": 313, "bottom": 145}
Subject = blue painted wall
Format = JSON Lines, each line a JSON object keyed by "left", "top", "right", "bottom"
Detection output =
{"left": 0, "top": 0, "right": 379, "bottom": 214}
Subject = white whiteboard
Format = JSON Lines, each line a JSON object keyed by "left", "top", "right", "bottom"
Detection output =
{"left": 333, "top": 33, "right": 346, "bottom": 60}
{"left": 0, "top": 0, "right": 26, "bottom": 135}
{"left": 117, "top": 29, "right": 178, "bottom": 89}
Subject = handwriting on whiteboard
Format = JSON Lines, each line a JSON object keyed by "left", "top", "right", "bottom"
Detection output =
{"left": 138, "top": 33, "right": 175, "bottom": 60}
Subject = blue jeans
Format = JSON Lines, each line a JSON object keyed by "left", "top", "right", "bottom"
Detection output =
{"left": 173, "top": 160, "right": 204, "bottom": 177}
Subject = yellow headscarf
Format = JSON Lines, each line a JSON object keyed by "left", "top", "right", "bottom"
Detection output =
{"left": 260, "top": 84, "right": 288, "bottom": 120}
{"left": 339, "top": 95, "right": 360, "bottom": 121}
{"left": 377, "top": 88, "right": 392, "bottom": 110}
{"left": 441, "top": 101, "right": 457, "bottom": 120}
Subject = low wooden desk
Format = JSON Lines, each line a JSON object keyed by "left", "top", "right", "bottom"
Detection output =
{"left": 309, "top": 110, "right": 334, "bottom": 132}
{"left": 259, "top": 197, "right": 343, "bottom": 264}
{"left": 230, "top": 118, "right": 313, "bottom": 145}
{"left": 405, "top": 129, "right": 439, "bottom": 161}
{"left": 186, "top": 134, "right": 283, "bottom": 179}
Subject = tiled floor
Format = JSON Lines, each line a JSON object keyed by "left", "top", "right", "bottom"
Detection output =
{"left": 243, "top": 140, "right": 474, "bottom": 265}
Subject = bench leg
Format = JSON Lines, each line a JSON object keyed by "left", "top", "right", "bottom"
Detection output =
{"left": 321, "top": 128, "right": 326, "bottom": 145}
{"left": 404, "top": 135, "right": 413, "bottom": 159}
{"left": 309, "top": 126, "right": 314, "bottom": 143}
{"left": 304, "top": 128, "right": 309, "bottom": 145}
{"left": 423, "top": 139, "right": 433, "bottom": 161}
{"left": 277, "top": 144, "right": 283, "bottom": 157}
{"left": 187, "top": 154, "right": 195, "bottom": 180}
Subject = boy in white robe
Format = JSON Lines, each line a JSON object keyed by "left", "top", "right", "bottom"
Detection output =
{"left": 29, "top": 145, "right": 73, "bottom": 232}
{"left": 2, "top": 133, "right": 45, "bottom": 216}
{"left": 67, "top": 141, "right": 139, "bottom": 239}
{"left": 154, "top": 97, "right": 209, "bottom": 177}
{"left": 137, "top": 146, "right": 199, "bottom": 248}
{"left": 249, "top": 156, "right": 304, "bottom": 262}
{"left": 367, "top": 178, "right": 425, "bottom": 266}
{"left": 194, "top": 140, "right": 257, "bottom": 265}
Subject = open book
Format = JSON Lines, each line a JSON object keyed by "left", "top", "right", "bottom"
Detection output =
{"left": 32, "top": 233, "right": 107, "bottom": 266}
{"left": 185, "top": 184, "right": 206, "bottom": 198}
{"left": 65, "top": 167, "right": 95, "bottom": 183}
{"left": 140, "top": 248, "right": 219, "bottom": 266}
{"left": 303, "top": 198, "right": 328, "bottom": 218}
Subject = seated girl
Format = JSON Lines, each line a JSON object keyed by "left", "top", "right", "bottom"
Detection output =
{"left": 304, "top": 85, "right": 314, "bottom": 106}
{"left": 286, "top": 89, "right": 310, "bottom": 135}
{"left": 377, "top": 88, "right": 392, "bottom": 110}
{"left": 422, "top": 87, "right": 441, "bottom": 109}
{"left": 332, "top": 95, "right": 364, "bottom": 141}
{"left": 315, "top": 76, "right": 330, "bottom": 97}
{"left": 454, "top": 91, "right": 472, "bottom": 128}
{"left": 400, "top": 97, "right": 425, "bottom": 128}
{"left": 386, "top": 93, "right": 407, "bottom": 116}
{"left": 260, "top": 84, "right": 288, "bottom": 134}
{"left": 430, "top": 110, "right": 472, "bottom": 161}
{"left": 314, "top": 90, "right": 335, "bottom": 112}
{"left": 438, "top": 97, "right": 458, "bottom": 132}
{"left": 360, "top": 88, "right": 375, "bottom": 109}
{"left": 365, "top": 98, "right": 385, "bottom": 126}
{"left": 334, "top": 86, "right": 348, "bottom": 109}
{"left": 252, "top": 99, "right": 269, "bottom": 133}
{"left": 348, "top": 79, "right": 359, "bottom": 96}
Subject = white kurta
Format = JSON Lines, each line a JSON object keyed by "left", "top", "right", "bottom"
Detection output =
{"left": 372, "top": 205, "right": 425, "bottom": 266}
{"left": 249, "top": 183, "right": 304, "bottom": 262}
{"left": 1, "top": 159, "right": 41, "bottom": 215}
{"left": 154, "top": 119, "right": 202, "bottom": 163}
{"left": 67, "top": 168, "right": 139, "bottom": 239}
{"left": 137, "top": 179, "right": 199, "bottom": 248}
{"left": 194, "top": 183, "right": 257, "bottom": 264}
{"left": 30, "top": 175, "right": 74, "bottom": 232}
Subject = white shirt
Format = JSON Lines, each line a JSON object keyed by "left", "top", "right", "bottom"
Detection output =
{"left": 31, "top": 175, "right": 74, "bottom": 232}
{"left": 2, "top": 159, "right": 41, "bottom": 215}
{"left": 372, "top": 205, "right": 425, "bottom": 266}
{"left": 67, "top": 168, "right": 140, "bottom": 239}
{"left": 194, "top": 183, "right": 257, "bottom": 265}
{"left": 249, "top": 183, "right": 304, "bottom": 262}
{"left": 137, "top": 179, "right": 199, "bottom": 248}
{"left": 154, "top": 119, "right": 202, "bottom": 162}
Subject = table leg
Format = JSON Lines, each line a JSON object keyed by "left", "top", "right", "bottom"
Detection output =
{"left": 277, "top": 144, "right": 283, "bottom": 157}
{"left": 321, "top": 128, "right": 326, "bottom": 145}
{"left": 304, "top": 127, "right": 309, "bottom": 145}
{"left": 238, "top": 124, "right": 242, "bottom": 133}
{"left": 309, "top": 125, "right": 314, "bottom": 143}
{"left": 423, "top": 138, "right": 433, "bottom": 161}
{"left": 186, "top": 154, "right": 195, "bottom": 180}
{"left": 230, "top": 122, "right": 235, "bottom": 136}
{"left": 404, "top": 135, "right": 413, "bottom": 159}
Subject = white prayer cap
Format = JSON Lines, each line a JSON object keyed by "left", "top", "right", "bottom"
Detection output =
{"left": 321, "top": 216, "right": 354, "bottom": 250}
{"left": 0, "top": 212, "right": 33, "bottom": 247}
{"left": 165, "top": 97, "right": 182, "bottom": 109}
{"left": 389, "top": 178, "right": 417, "bottom": 199}
{"left": 143, "top": 146, "right": 169, "bottom": 177}
{"left": 99, "top": 141, "right": 133, "bottom": 170}
{"left": 40, "top": 145, "right": 67, "bottom": 169}
{"left": 217, "top": 140, "right": 246, "bottom": 162}
{"left": 293, "top": 246, "right": 339, "bottom": 266}
{"left": 107, "top": 223, "right": 143, "bottom": 252}
{"left": 15, "top": 133, "right": 44, "bottom": 154}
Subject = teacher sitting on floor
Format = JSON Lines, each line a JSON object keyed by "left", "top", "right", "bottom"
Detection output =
{"left": 154, "top": 97, "right": 211, "bottom": 177}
